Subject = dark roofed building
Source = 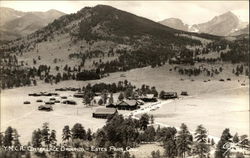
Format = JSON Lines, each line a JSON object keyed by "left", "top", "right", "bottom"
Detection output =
{"left": 62, "top": 100, "right": 77, "bottom": 105}
{"left": 140, "top": 94, "right": 158, "bottom": 102}
{"left": 73, "top": 93, "right": 85, "bottom": 98}
{"left": 92, "top": 108, "right": 117, "bottom": 119}
{"left": 38, "top": 104, "right": 53, "bottom": 111}
{"left": 106, "top": 103, "right": 116, "bottom": 108}
{"left": 116, "top": 100, "right": 139, "bottom": 110}
{"left": 161, "top": 92, "right": 178, "bottom": 99}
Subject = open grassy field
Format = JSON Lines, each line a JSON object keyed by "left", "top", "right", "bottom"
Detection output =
{"left": 1, "top": 63, "right": 249, "bottom": 145}
{"left": 0, "top": 85, "right": 106, "bottom": 144}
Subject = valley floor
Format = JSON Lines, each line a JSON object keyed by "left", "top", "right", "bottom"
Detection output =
{"left": 1, "top": 64, "right": 249, "bottom": 148}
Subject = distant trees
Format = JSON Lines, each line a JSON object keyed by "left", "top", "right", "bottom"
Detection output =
{"left": 1, "top": 120, "right": 248, "bottom": 158}
{"left": 76, "top": 70, "right": 100, "bottom": 81}
{"left": 31, "top": 122, "right": 57, "bottom": 148}
{"left": 97, "top": 114, "right": 140, "bottom": 148}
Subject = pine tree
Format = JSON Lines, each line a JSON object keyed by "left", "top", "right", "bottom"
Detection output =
{"left": 160, "top": 127, "right": 177, "bottom": 158}
{"left": 49, "top": 130, "right": 57, "bottom": 147}
{"left": 144, "top": 126, "right": 156, "bottom": 142}
{"left": 193, "top": 125, "right": 210, "bottom": 158}
{"left": 3, "top": 126, "right": 13, "bottom": 146}
{"left": 41, "top": 122, "right": 50, "bottom": 147}
{"left": 108, "top": 93, "right": 114, "bottom": 104}
{"left": 156, "top": 125, "right": 161, "bottom": 140}
{"left": 215, "top": 128, "right": 232, "bottom": 158}
{"left": 211, "top": 138, "right": 215, "bottom": 146}
{"left": 233, "top": 133, "right": 239, "bottom": 143}
{"left": 118, "top": 92, "right": 125, "bottom": 101}
{"left": 98, "top": 99, "right": 104, "bottom": 105}
{"left": 151, "top": 150, "right": 161, "bottom": 158}
{"left": 62, "top": 125, "right": 71, "bottom": 142}
{"left": 150, "top": 115, "right": 154, "bottom": 124}
{"left": 71, "top": 123, "right": 86, "bottom": 140}
{"left": 12, "top": 129, "right": 21, "bottom": 147}
{"left": 139, "top": 113, "right": 150, "bottom": 130}
{"left": 176, "top": 123, "right": 193, "bottom": 158}
{"left": 123, "top": 152, "right": 131, "bottom": 158}
{"left": 0, "top": 132, "right": 3, "bottom": 147}
{"left": 86, "top": 128, "right": 93, "bottom": 141}
{"left": 32, "top": 129, "right": 42, "bottom": 148}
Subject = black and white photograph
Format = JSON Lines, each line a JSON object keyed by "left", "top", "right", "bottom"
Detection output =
{"left": 0, "top": 1, "right": 249, "bottom": 158}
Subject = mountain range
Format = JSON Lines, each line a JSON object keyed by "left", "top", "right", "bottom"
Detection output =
{"left": 0, "top": 7, "right": 248, "bottom": 42}
{"left": 159, "top": 11, "right": 249, "bottom": 36}
{"left": 0, "top": 5, "right": 248, "bottom": 74}
{"left": 0, "top": 7, "right": 65, "bottom": 41}
{"left": 1, "top": 5, "right": 220, "bottom": 67}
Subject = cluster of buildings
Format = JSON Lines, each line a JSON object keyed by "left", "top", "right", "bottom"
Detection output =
{"left": 92, "top": 92, "right": 179, "bottom": 119}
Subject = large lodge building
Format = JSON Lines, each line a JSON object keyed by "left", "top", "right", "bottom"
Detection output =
{"left": 106, "top": 100, "right": 140, "bottom": 110}
{"left": 92, "top": 108, "right": 117, "bottom": 119}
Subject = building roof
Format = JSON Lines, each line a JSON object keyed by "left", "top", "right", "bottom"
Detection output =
{"left": 142, "top": 94, "right": 155, "bottom": 99}
{"left": 94, "top": 108, "right": 117, "bottom": 115}
{"left": 163, "top": 92, "right": 177, "bottom": 95}
{"left": 39, "top": 104, "right": 52, "bottom": 108}
{"left": 116, "top": 100, "right": 137, "bottom": 106}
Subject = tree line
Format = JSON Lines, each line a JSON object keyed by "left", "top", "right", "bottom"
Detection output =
{"left": 1, "top": 113, "right": 248, "bottom": 158}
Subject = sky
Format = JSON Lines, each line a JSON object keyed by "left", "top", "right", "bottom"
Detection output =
{"left": 0, "top": 1, "right": 249, "bottom": 25}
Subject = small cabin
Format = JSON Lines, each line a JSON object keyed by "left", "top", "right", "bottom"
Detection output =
{"left": 45, "top": 101, "right": 55, "bottom": 105}
{"left": 28, "top": 93, "right": 41, "bottom": 97}
{"left": 92, "top": 108, "right": 117, "bottom": 119}
{"left": 38, "top": 105, "right": 53, "bottom": 111}
{"left": 23, "top": 101, "right": 31, "bottom": 104}
{"left": 62, "top": 100, "right": 77, "bottom": 105}
{"left": 36, "top": 99, "right": 43, "bottom": 102}
{"left": 50, "top": 98, "right": 56, "bottom": 101}
{"left": 180, "top": 91, "right": 188, "bottom": 96}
